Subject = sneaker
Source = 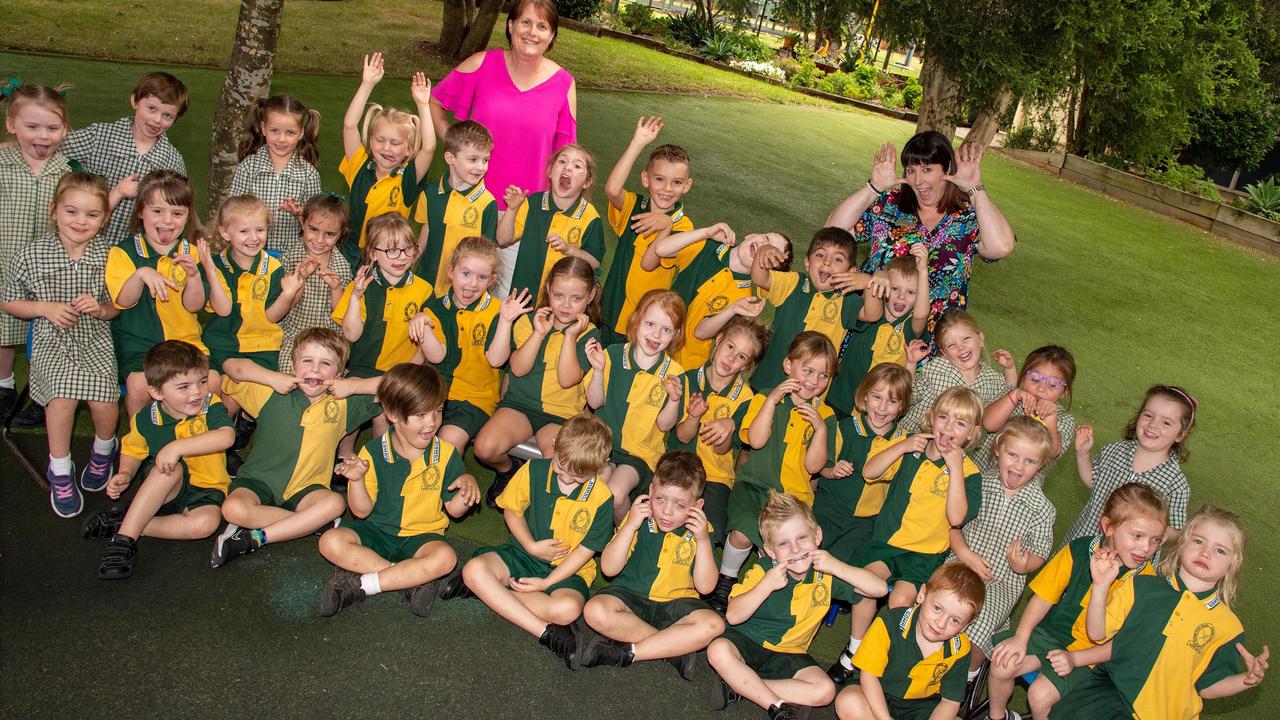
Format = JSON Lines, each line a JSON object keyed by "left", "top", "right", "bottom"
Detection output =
{"left": 48, "top": 463, "right": 83, "bottom": 518}
{"left": 318, "top": 570, "right": 365, "bottom": 617}
{"left": 13, "top": 400, "right": 45, "bottom": 429}
{"left": 98, "top": 534, "right": 138, "bottom": 580}
{"left": 80, "top": 439, "right": 119, "bottom": 492}
{"left": 0, "top": 386, "right": 15, "bottom": 419}
{"left": 580, "top": 633, "right": 634, "bottom": 668}
{"left": 707, "top": 573, "right": 736, "bottom": 614}
{"left": 438, "top": 568, "right": 474, "bottom": 601}
{"left": 709, "top": 673, "right": 741, "bottom": 711}
{"left": 990, "top": 712, "right": 1025, "bottom": 720}
{"left": 663, "top": 651, "right": 697, "bottom": 681}
{"left": 767, "top": 703, "right": 803, "bottom": 720}
{"left": 80, "top": 508, "right": 126, "bottom": 539}
{"left": 827, "top": 650, "right": 858, "bottom": 684}
{"left": 485, "top": 457, "right": 525, "bottom": 510}
{"left": 405, "top": 579, "right": 442, "bottom": 618}
{"left": 232, "top": 413, "right": 257, "bottom": 451}
{"left": 538, "top": 622, "right": 579, "bottom": 669}
{"left": 330, "top": 470, "right": 349, "bottom": 494}
{"left": 209, "top": 524, "right": 258, "bottom": 568}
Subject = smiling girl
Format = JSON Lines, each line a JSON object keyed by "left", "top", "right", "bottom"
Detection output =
{"left": 278, "top": 195, "right": 353, "bottom": 372}
{"left": 977, "top": 344, "right": 1078, "bottom": 485}
{"left": 900, "top": 309, "right": 1011, "bottom": 433}
{"left": 230, "top": 95, "right": 322, "bottom": 255}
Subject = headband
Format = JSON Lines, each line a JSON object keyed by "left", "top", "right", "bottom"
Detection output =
{"left": 1165, "top": 385, "right": 1198, "bottom": 427}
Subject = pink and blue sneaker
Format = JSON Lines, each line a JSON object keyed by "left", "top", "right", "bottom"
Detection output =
{"left": 48, "top": 464, "right": 83, "bottom": 518}
{"left": 80, "top": 439, "right": 119, "bottom": 493}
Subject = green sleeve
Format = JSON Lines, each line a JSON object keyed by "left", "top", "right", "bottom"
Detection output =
{"left": 964, "top": 468, "right": 983, "bottom": 523}
{"left": 825, "top": 413, "right": 838, "bottom": 458}
{"left": 581, "top": 500, "right": 615, "bottom": 552}
{"left": 832, "top": 576, "right": 860, "bottom": 604}
{"left": 841, "top": 292, "right": 865, "bottom": 328}
{"left": 265, "top": 266, "right": 284, "bottom": 307}
{"left": 575, "top": 328, "right": 598, "bottom": 369}
{"left": 582, "top": 218, "right": 605, "bottom": 263}
{"left": 205, "top": 401, "right": 233, "bottom": 430}
{"left": 440, "top": 450, "right": 467, "bottom": 502}
{"left": 481, "top": 203, "right": 499, "bottom": 238}
{"left": 400, "top": 160, "right": 421, "bottom": 205}
{"left": 484, "top": 310, "right": 502, "bottom": 350}
{"left": 1196, "top": 632, "right": 1247, "bottom": 691}
{"left": 939, "top": 646, "right": 972, "bottom": 701}
{"left": 345, "top": 394, "right": 381, "bottom": 433}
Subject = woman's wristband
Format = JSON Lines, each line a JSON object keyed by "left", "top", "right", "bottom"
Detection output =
{"left": 866, "top": 178, "right": 883, "bottom": 195}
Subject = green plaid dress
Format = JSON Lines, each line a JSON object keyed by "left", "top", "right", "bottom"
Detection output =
{"left": 277, "top": 246, "right": 351, "bottom": 372}
{"left": 0, "top": 232, "right": 118, "bottom": 404}
{"left": 974, "top": 402, "right": 1077, "bottom": 486}
{"left": 229, "top": 147, "right": 322, "bottom": 255}
{"left": 0, "top": 147, "right": 75, "bottom": 345}
{"left": 61, "top": 117, "right": 187, "bottom": 245}
{"left": 1063, "top": 439, "right": 1188, "bottom": 543}
{"left": 901, "top": 356, "right": 1010, "bottom": 433}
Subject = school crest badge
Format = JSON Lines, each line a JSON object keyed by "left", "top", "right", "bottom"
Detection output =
{"left": 420, "top": 465, "right": 442, "bottom": 492}
{"left": 707, "top": 295, "right": 729, "bottom": 314}
{"left": 462, "top": 206, "right": 479, "bottom": 229}
{"left": 323, "top": 397, "right": 341, "bottom": 424}
{"left": 567, "top": 226, "right": 582, "bottom": 247}
{"left": 822, "top": 299, "right": 838, "bottom": 323}
{"left": 647, "top": 384, "right": 666, "bottom": 407}
{"left": 1187, "top": 623, "right": 1216, "bottom": 653}
{"left": 252, "top": 276, "right": 268, "bottom": 301}
{"left": 471, "top": 322, "right": 486, "bottom": 346}
{"left": 811, "top": 581, "right": 829, "bottom": 606}
{"left": 571, "top": 507, "right": 590, "bottom": 534}
{"left": 674, "top": 537, "right": 695, "bottom": 566}
{"left": 404, "top": 302, "right": 418, "bottom": 321}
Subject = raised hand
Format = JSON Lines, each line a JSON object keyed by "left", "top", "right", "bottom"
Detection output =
{"left": 351, "top": 264, "right": 374, "bottom": 297}
{"left": 1238, "top": 643, "right": 1270, "bottom": 687}
{"left": 500, "top": 288, "right": 533, "bottom": 322}
{"left": 1089, "top": 547, "right": 1122, "bottom": 587}
{"left": 663, "top": 375, "right": 682, "bottom": 402}
{"left": 139, "top": 267, "right": 178, "bottom": 302}
{"left": 992, "top": 348, "right": 1016, "bottom": 372}
{"left": 870, "top": 142, "right": 908, "bottom": 191}
{"left": 707, "top": 222, "right": 736, "bottom": 246}
{"left": 830, "top": 270, "right": 872, "bottom": 294}
{"left": 335, "top": 455, "right": 371, "bottom": 482}
{"left": 532, "top": 306, "right": 554, "bottom": 336}
{"left": 685, "top": 505, "right": 710, "bottom": 539}
{"left": 316, "top": 268, "right": 343, "bottom": 291}
{"left": 906, "top": 338, "right": 931, "bottom": 364}
{"left": 794, "top": 401, "right": 822, "bottom": 428}
{"left": 901, "top": 433, "right": 933, "bottom": 455}
{"left": 114, "top": 173, "right": 140, "bottom": 199}
{"left": 279, "top": 196, "right": 303, "bottom": 218}
{"left": 584, "top": 338, "right": 606, "bottom": 370}
{"left": 629, "top": 494, "right": 652, "bottom": 526}
{"left": 632, "top": 115, "right": 664, "bottom": 146}
{"left": 864, "top": 273, "right": 890, "bottom": 299}
{"left": 410, "top": 71, "right": 432, "bottom": 106}
{"left": 503, "top": 185, "right": 529, "bottom": 210}
{"left": 361, "top": 52, "right": 385, "bottom": 85}
{"left": 699, "top": 417, "right": 735, "bottom": 447}
{"left": 908, "top": 241, "right": 929, "bottom": 267}
{"left": 171, "top": 252, "right": 198, "bottom": 281}
{"left": 686, "top": 392, "right": 708, "bottom": 419}
{"left": 754, "top": 244, "right": 788, "bottom": 271}
{"left": 769, "top": 378, "right": 801, "bottom": 402}
{"left": 730, "top": 296, "right": 765, "bottom": 318}
{"left": 630, "top": 210, "right": 673, "bottom": 238}
{"left": 946, "top": 142, "right": 984, "bottom": 190}
{"left": 565, "top": 313, "right": 590, "bottom": 339}
{"left": 1075, "top": 425, "right": 1094, "bottom": 453}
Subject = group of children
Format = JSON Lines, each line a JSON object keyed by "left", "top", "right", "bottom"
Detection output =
{"left": 0, "top": 60, "right": 1268, "bottom": 720}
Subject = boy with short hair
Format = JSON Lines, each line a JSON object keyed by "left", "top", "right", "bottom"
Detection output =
{"left": 833, "top": 562, "right": 984, "bottom": 720}
{"left": 210, "top": 327, "right": 381, "bottom": 568}
{"left": 60, "top": 72, "right": 190, "bottom": 245}
{"left": 81, "top": 340, "right": 234, "bottom": 580}
{"left": 317, "top": 363, "right": 480, "bottom": 617}
{"left": 707, "top": 491, "right": 888, "bottom": 720}
{"left": 446, "top": 413, "right": 616, "bottom": 668}
{"left": 414, "top": 120, "right": 499, "bottom": 293}
{"left": 600, "top": 115, "right": 696, "bottom": 344}
{"left": 581, "top": 450, "right": 725, "bottom": 679}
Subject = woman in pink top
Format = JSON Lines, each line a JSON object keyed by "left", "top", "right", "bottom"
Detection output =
{"left": 430, "top": 0, "right": 578, "bottom": 291}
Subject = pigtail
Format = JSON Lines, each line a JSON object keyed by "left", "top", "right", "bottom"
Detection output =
{"left": 359, "top": 103, "right": 384, "bottom": 153}
{"left": 237, "top": 97, "right": 269, "bottom": 161}
{"left": 297, "top": 107, "right": 322, "bottom": 167}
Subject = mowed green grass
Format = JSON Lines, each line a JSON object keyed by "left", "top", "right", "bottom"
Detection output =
{"left": 1, "top": 50, "right": 1278, "bottom": 716}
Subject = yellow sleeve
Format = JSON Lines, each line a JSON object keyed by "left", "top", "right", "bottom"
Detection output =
{"left": 1102, "top": 573, "right": 1138, "bottom": 642}
{"left": 1028, "top": 546, "right": 1075, "bottom": 605}
{"left": 513, "top": 198, "right": 531, "bottom": 239}
{"left": 120, "top": 415, "right": 149, "bottom": 460}
{"left": 339, "top": 146, "right": 368, "bottom": 187}
{"left": 421, "top": 305, "right": 446, "bottom": 348}
{"left": 852, "top": 615, "right": 893, "bottom": 677}
{"left": 512, "top": 315, "right": 534, "bottom": 349}
{"left": 583, "top": 346, "right": 612, "bottom": 399}
{"left": 496, "top": 462, "right": 533, "bottom": 515}
{"left": 765, "top": 270, "right": 799, "bottom": 307}
{"left": 331, "top": 283, "right": 364, "bottom": 325}
{"left": 105, "top": 246, "right": 138, "bottom": 309}
{"left": 730, "top": 562, "right": 767, "bottom": 599}
{"left": 664, "top": 238, "right": 704, "bottom": 271}
{"left": 358, "top": 446, "right": 378, "bottom": 506}
{"left": 738, "top": 394, "right": 768, "bottom": 444}
{"left": 205, "top": 262, "right": 232, "bottom": 314}
{"left": 607, "top": 191, "right": 639, "bottom": 236}
{"left": 221, "top": 379, "right": 274, "bottom": 417}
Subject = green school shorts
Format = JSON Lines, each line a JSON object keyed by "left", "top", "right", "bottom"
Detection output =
{"left": 721, "top": 628, "right": 818, "bottom": 681}
{"left": 156, "top": 466, "right": 225, "bottom": 516}
{"left": 725, "top": 481, "right": 771, "bottom": 548}
{"left": 818, "top": 514, "right": 876, "bottom": 566}
{"left": 345, "top": 518, "right": 445, "bottom": 563}
{"left": 209, "top": 348, "right": 279, "bottom": 374}
{"left": 593, "top": 586, "right": 713, "bottom": 631}
{"left": 229, "top": 476, "right": 327, "bottom": 511}
{"left": 987, "top": 627, "right": 1096, "bottom": 699}
{"left": 474, "top": 541, "right": 590, "bottom": 600}
{"left": 495, "top": 398, "right": 565, "bottom": 435}
{"left": 610, "top": 448, "right": 654, "bottom": 499}
{"left": 444, "top": 399, "right": 490, "bottom": 440}
{"left": 855, "top": 540, "right": 947, "bottom": 587}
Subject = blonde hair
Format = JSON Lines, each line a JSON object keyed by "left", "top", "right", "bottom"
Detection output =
{"left": 854, "top": 363, "right": 913, "bottom": 415}
{"left": 784, "top": 331, "right": 837, "bottom": 375}
{"left": 1159, "top": 505, "right": 1245, "bottom": 607}
{"left": 1099, "top": 483, "right": 1169, "bottom": 542}
{"left": 626, "top": 289, "right": 687, "bottom": 355}
{"left": 443, "top": 236, "right": 501, "bottom": 294}
{"left": 758, "top": 490, "right": 818, "bottom": 546}
{"left": 361, "top": 213, "right": 417, "bottom": 265}
{"left": 884, "top": 254, "right": 920, "bottom": 282}
{"left": 920, "top": 386, "right": 984, "bottom": 448}
{"left": 545, "top": 143, "right": 597, "bottom": 202}
{"left": 49, "top": 172, "right": 110, "bottom": 227}
{"left": 934, "top": 309, "right": 984, "bottom": 349}
{"left": 993, "top": 415, "right": 1053, "bottom": 464}
{"left": 3, "top": 83, "right": 70, "bottom": 127}
{"left": 553, "top": 414, "right": 612, "bottom": 477}
{"left": 208, "top": 195, "right": 270, "bottom": 253}
{"left": 360, "top": 104, "right": 421, "bottom": 158}
{"left": 713, "top": 317, "right": 769, "bottom": 373}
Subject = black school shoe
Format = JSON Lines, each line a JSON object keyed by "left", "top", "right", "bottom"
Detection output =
{"left": 209, "top": 524, "right": 258, "bottom": 569}
{"left": 404, "top": 579, "right": 442, "bottom": 618}
{"left": 438, "top": 567, "right": 475, "bottom": 601}
{"left": 664, "top": 651, "right": 697, "bottom": 681}
{"left": 485, "top": 457, "right": 526, "bottom": 511}
{"left": 709, "top": 673, "right": 741, "bottom": 711}
{"left": 827, "top": 649, "right": 859, "bottom": 684}
{"left": 12, "top": 400, "right": 45, "bottom": 428}
{"left": 319, "top": 570, "right": 365, "bottom": 617}
{"left": 81, "top": 508, "right": 126, "bottom": 539}
{"left": 580, "top": 634, "right": 634, "bottom": 668}
{"left": 768, "top": 702, "right": 807, "bottom": 720}
{"left": 707, "top": 573, "right": 736, "bottom": 614}
{"left": 539, "top": 623, "right": 579, "bottom": 669}
{"left": 98, "top": 535, "right": 138, "bottom": 580}
{"left": 0, "top": 386, "right": 15, "bottom": 420}
{"left": 231, "top": 413, "right": 257, "bottom": 452}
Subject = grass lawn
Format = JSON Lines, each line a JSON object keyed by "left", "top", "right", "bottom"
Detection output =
{"left": 1, "top": 49, "right": 1277, "bottom": 718}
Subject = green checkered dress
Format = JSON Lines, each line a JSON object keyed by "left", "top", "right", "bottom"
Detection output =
{"left": 0, "top": 147, "right": 75, "bottom": 345}
{"left": 1063, "top": 439, "right": 1189, "bottom": 543}
{"left": 277, "top": 246, "right": 352, "bottom": 372}
{"left": 945, "top": 468, "right": 1055, "bottom": 653}
{"left": 229, "top": 147, "right": 322, "bottom": 255}
{"left": 974, "top": 402, "right": 1077, "bottom": 486}
{"left": 901, "top": 356, "right": 1010, "bottom": 433}
{"left": 0, "top": 232, "right": 118, "bottom": 404}
{"left": 61, "top": 117, "right": 187, "bottom": 245}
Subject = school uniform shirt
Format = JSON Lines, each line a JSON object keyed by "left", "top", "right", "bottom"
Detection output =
{"left": 61, "top": 117, "right": 187, "bottom": 245}
{"left": 507, "top": 192, "right": 605, "bottom": 299}
{"left": 1098, "top": 573, "right": 1245, "bottom": 720}
{"left": 202, "top": 250, "right": 284, "bottom": 358}
{"left": 869, "top": 450, "right": 982, "bottom": 555}
{"left": 1063, "top": 439, "right": 1189, "bottom": 543}
{"left": 224, "top": 380, "right": 379, "bottom": 501}
{"left": 974, "top": 402, "right": 1077, "bottom": 486}
{"left": 586, "top": 343, "right": 684, "bottom": 469}
{"left": 750, "top": 270, "right": 863, "bottom": 391}
{"left": 105, "top": 235, "right": 206, "bottom": 356}
{"left": 669, "top": 242, "right": 754, "bottom": 370}
{"left": 814, "top": 413, "right": 908, "bottom": 524}
{"left": 730, "top": 556, "right": 859, "bottom": 653}
{"left": 419, "top": 291, "right": 502, "bottom": 413}
{"left": 278, "top": 247, "right": 352, "bottom": 372}
{"left": 338, "top": 146, "right": 420, "bottom": 252}
{"left": 853, "top": 604, "right": 972, "bottom": 702}
{"left": 735, "top": 393, "right": 837, "bottom": 506}
{"left": 1028, "top": 534, "right": 1156, "bottom": 653}
{"left": 504, "top": 315, "right": 598, "bottom": 419}
{"left": 496, "top": 458, "right": 614, "bottom": 585}
{"left": 331, "top": 268, "right": 434, "bottom": 378}
{"left": 414, "top": 174, "right": 499, "bottom": 295}
{"left": 900, "top": 356, "right": 1009, "bottom": 434}
{"left": 600, "top": 191, "right": 697, "bottom": 337}
{"left": 610, "top": 513, "right": 709, "bottom": 602}
{"left": 120, "top": 395, "right": 233, "bottom": 492}
{"left": 229, "top": 147, "right": 322, "bottom": 254}
{"left": 356, "top": 433, "right": 466, "bottom": 537}
{"left": 827, "top": 313, "right": 922, "bottom": 417}
{"left": 674, "top": 366, "right": 754, "bottom": 488}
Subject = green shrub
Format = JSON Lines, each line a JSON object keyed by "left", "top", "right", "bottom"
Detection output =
{"left": 788, "top": 60, "right": 821, "bottom": 88}
{"left": 723, "top": 29, "right": 769, "bottom": 61}
{"left": 902, "top": 77, "right": 922, "bottom": 111}
{"left": 880, "top": 90, "right": 903, "bottom": 109}
{"left": 815, "top": 71, "right": 854, "bottom": 97}
{"left": 1004, "top": 120, "right": 1059, "bottom": 152}
{"left": 1003, "top": 125, "right": 1037, "bottom": 150}
{"left": 557, "top": 0, "right": 603, "bottom": 22}
{"left": 618, "top": 3, "right": 665, "bottom": 35}
{"left": 1147, "top": 161, "right": 1223, "bottom": 203}
{"left": 1240, "top": 177, "right": 1280, "bottom": 220}
{"left": 702, "top": 33, "right": 737, "bottom": 61}
{"left": 668, "top": 11, "right": 714, "bottom": 48}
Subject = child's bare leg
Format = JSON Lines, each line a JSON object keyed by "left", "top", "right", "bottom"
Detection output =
{"left": 473, "top": 408, "right": 533, "bottom": 471}
{"left": 258, "top": 489, "right": 345, "bottom": 542}
{"left": 637, "top": 610, "right": 724, "bottom": 660}
{"left": 142, "top": 505, "right": 222, "bottom": 540}
{"left": 463, "top": 553, "right": 549, "bottom": 637}
{"left": 533, "top": 424, "right": 560, "bottom": 457}
{"left": 835, "top": 683, "right": 872, "bottom": 719}
{"left": 708, "top": 637, "right": 783, "bottom": 709}
{"left": 1026, "top": 673, "right": 1063, "bottom": 720}
{"left": 512, "top": 587, "right": 584, "bottom": 627}
{"left": 124, "top": 372, "right": 150, "bottom": 417}
{"left": 371, "top": 412, "right": 388, "bottom": 438}
{"left": 337, "top": 429, "right": 358, "bottom": 458}
{"left": 0, "top": 346, "right": 15, "bottom": 380}
{"left": 605, "top": 463, "right": 640, "bottom": 521}
{"left": 849, "top": 561, "right": 891, "bottom": 641}
{"left": 970, "top": 646, "right": 988, "bottom": 671}
{"left": 988, "top": 655, "right": 1042, "bottom": 719}
{"left": 765, "top": 666, "right": 837, "bottom": 708}
{"left": 86, "top": 400, "right": 118, "bottom": 444}
{"left": 438, "top": 425, "right": 471, "bottom": 453}
{"left": 214, "top": 371, "right": 241, "bottom": 417}
{"left": 319, "top": 528, "right": 456, "bottom": 592}
{"left": 887, "top": 579, "right": 918, "bottom": 608}
{"left": 222, "top": 488, "right": 290, "bottom": 527}
{"left": 118, "top": 466, "right": 186, "bottom": 539}
{"left": 45, "top": 398, "right": 77, "bottom": 458}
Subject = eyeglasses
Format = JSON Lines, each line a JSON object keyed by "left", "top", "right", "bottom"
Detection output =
{"left": 1025, "top": 369, "right": 1067, "bottom": 391}
{"left": 374, "top": 246, "right": 414, "bottom": 259}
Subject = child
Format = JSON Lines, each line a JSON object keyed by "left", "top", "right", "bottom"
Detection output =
{"left": 1052, "top": 506, "right": 1268, "bottom": 720}
{"left": 0, "top": 173, "right": 119, "bottom": 517}
{"left": 749, "top": 227, "right": 865, "bottom": 391}
{"left": 645, "top": 221, "right": 792, "bottom": 370}
{"left": 600, "top": 116, "right": 696, "bottom": 344}
{"left": 229, "top": 95, "right": 322, "bottom": 256}
{"left": 584, "top": 288, "right": 687, "bottom": 520}
{"left": 826, "top": 243, "right": 930, "bottom": 419}
{"left": 985, "top": 483, "right": 1168, "bottom": 720}
{"left": 945, "top": 417, "right": 1057, "bottom": 671}
{"left": 900, "top": 309, "right": 1012, "bottom": 433}
{"left": 340, "top": 53, "right": 434, "bottom": 266}
{"left": 413, "top": 236, "right": 504, "bottom": 453}
{"left": 580, "top": 451, "right": 724, "bottom": 679}
{"left": 831, "top": 386, "right": 984, "bottom": 681}
{"left": 210, "top": 327, "right": 381, "bottom": 568}
{"left": 60, "top": 71, "right": 189, "bottom": 245}
{"left": 415, "top": 120, "right": 499, "bottom": 293}
{"left": 447, "top": 413, "right": 616, "bottom": 668}
{"left": 81, "top": 341, "right": 234, "bottom": 579}
{"left": 1062, "top": 384, "right": 1194, "bottom": 543}
{"left": 814, "top": 362, "right": 913, "bottom": 565}
{"left": 834, "top": 562, "right": 985, "bottom": 720}
{"left": 977, "top": 345, "right": 1078, "bottom": 485}
{"left": 672, "top": 316, "right": 769, "bottom": 544}
{"left": 498, "top": 143, "right": 604, "bottom": 299}
{"left": 707, "top": 491, "right": 888, "bottom": 719}
{"left": 278, "top": 194, "right": 353, "bottom": 372}
{"left": 711, "top": 332, "right": 838, "bottom": 611}
{"left": 317, "top": 364, "right": 480, "bottom": 617}
{"left": 472, "top": 256, "right": 602, "bottom": 502}
{"left": 105, "top": 170, "right": 207, "bottom": 417}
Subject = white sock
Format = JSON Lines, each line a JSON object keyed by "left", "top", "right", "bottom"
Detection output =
{"left": 360, "top": 572, "right": 382, "bottom": 596}
{"left": 0, "top": 375, "right": 13, "bottom": 389}
{"left": 968, "top": 667, "right": 982, "bottom": 681}
{"left": 719, "top": 543, "right": 751, "bottom": 578}
{"left": 93, "top": 435, "right": 117, "bottom": 455}
{"left": 840, "top": 638, "right": 861, "bottom": 668}
{"left": 49, "top": 454, "right": 73, "bottom": 475}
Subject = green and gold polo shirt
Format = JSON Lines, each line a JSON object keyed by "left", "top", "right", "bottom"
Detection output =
{"left": 339, "top": 146, "right": 420, "bottom": 252}
{"left": 414, "top": 174, "right": 499, "bottom": 294}
{"left": 735, "top": 392, "right": 837, "bottom": 506}
{"left": 814, "top": 413, "right": 908, "bottom": 528}
{"left": 600, "top": 191, "right": 696, "bottom": 338}
{"left": 505, "top": 316, "right": 598, "bottom": 420}
{"left": 202, "top": 250, "right": 284, "bottom": 358}
{"left": 419, "top": 291, "right": 502, "bottom": 413}
{"left": 508, "top": 191, "right": 605, "bottom": 299}
{"left": 827, "top": 313, "right": 921, "bottom": 417}
{"left": 673, "top": 365, "right": 754, "bottom": 488}
{"left": 611, "top": 513, "right": 709, "bottom": 602}
{"left": 120, "top": 394, "right": 233, "bottom": 492}
{"left": 331, "top": 267, "right": 434, "bottom": 378}
{"left": 730, "top": 556, "right": 858, "bottom": 653}
{"left": 869, "top": 450, "right": 982, "bottom": 555}
{"left": 853, "top": 604, "right": 971, "bottom": 702}
{"left": 750, "top": 270, "right": 862, "bottom": 391}
{"left": 670, "top": 242, "right": 754, "bottom": 370}
{"left": 105, "top": 234, "right": 206, "bottom": 356}
{"left": 357, "top": 433, "right": 465, "bottom": 537}
{"left": 585, "top": 342, "right": 684, "bottom": 469}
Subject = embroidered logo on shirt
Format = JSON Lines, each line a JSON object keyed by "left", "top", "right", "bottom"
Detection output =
{"left": 323, "top": 398, "right": 341, "bottom": 424}
{"left": 646, "top": 383, "right": 667, "bottom": 407}
{"left": 930, "top": 470, "right": 948, "bottom": 498}
{"left": 471, "top": 322, "right": 486, "bottom": 346}
{"left": 707, "top": 295, "right": 729, "bottom": 314}
{"left": 188, "top": 415, "right": 208, "bottom": 436}
{"left": 252, "top": 276, "right": 268, "bottom": 301}
{"left": 1187, "top": 623, "right": 1216, "bottom": 653}
{"left": 930, "top": 664, "right": 948, "bottom": 687}
{"left": 712, "top": 403, "right": 731, "bottom": 420}
{"left": 571, "top": 507, "right": 590, "bottom": 534}
{"left": 674, "top": 536, "right": 695, "bottom": 566}
{"left": 389, "top": 186, "right": 402, "bottom": 209}
{"left": 567, "top": 226, "right": 582, "bottom": 247}
{"left": 419, "top": 465, "right": 442, "bottom": 492}
{"left": 811, "top": 580, "right": 829, "bottom": 606}
{"left": 403, "top": 302, "right": 419, "bottom": 321}
{"left": 462, "top": 206, "right": 479, "bottom": 229}
{"left": 822, "top": 299, "right": 838, "bottom": 322}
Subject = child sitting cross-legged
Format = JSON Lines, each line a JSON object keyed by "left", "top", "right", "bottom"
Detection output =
{"left": 580, "top": 451, "right": 725, "bottom": 680}
{"left": 317, "top": 363, "right": 480, "bottom": 618}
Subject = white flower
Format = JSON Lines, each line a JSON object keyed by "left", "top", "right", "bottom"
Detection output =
{"left": 728, "top": 59, "right": 786, "bottom": 81}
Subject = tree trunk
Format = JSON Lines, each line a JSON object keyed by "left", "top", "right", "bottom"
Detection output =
{"left": 915, "top": 56, "right": 963, "bottom": 140}
{"left": 441, "top": 0, "right": 508, "bottom": 61}
{"left": 966, "top": 83, "right": 1013, "bottom": 148}
{"left": 1065, "top": 75, "right": 1080, "bottom": 149}
{"left": 1070, "top": 80, "right": 1092, "bottom": 156}
{"left": 208, "top": 0, "right": 283, "bottom": 212}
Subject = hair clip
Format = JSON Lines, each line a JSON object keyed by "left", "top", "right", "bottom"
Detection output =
{"left": 320, "top": 191, "right": 348, "bottom": 204}
{"left": 0, "top": 77, "right": 20, "bottom": 99}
